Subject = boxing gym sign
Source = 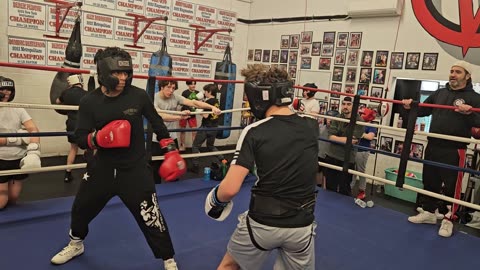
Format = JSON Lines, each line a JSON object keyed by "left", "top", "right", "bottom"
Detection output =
{"left": 412, "top": 0, "right": 480, "bottom": 64}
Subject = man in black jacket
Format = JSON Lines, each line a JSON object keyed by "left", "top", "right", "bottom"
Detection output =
{"left": 403, "top": 60, "right": 480, "bottom": 238}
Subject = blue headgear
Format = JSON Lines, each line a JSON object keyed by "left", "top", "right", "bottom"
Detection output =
{"left": 244, "top": 80, "right": 294, "bottom": 119}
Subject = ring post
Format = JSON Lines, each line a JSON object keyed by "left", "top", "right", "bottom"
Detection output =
{"left": 342, "top": 95, "right": 361, "bottom": 180}
{"left": 396, "top": 100, "right": 419, "bottom": 188}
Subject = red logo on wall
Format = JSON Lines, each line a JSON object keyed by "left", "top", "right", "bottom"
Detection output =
{"left": 412, "top": 0, "right": 480, "bottom": 57}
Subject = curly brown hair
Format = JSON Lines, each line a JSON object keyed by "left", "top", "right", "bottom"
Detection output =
{"left": 241, "top": 64, "right": 290, "bottom": 83}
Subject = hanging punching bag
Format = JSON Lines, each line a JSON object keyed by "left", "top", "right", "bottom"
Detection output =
{"left": 215, "top": 44, "right": 236, "bottom": 139}
{"left": 49, "top": 16, "right": 83, "bottom": 115}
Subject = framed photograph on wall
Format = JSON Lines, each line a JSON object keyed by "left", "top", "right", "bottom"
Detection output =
{"left": 301, "top": 44, "right": 311, "bottom": 56}
{"left": 311, "top": 42, "right": 321, "bottom": 56}
{"left": 331, "top": 83, "right": 342, "bottom": 98}
{"left": 370, "top": 86, "right": 383, "bottom": 99}
{"left": 373, "top": 68, "right": 386, "bottom": 84}
{"left": 336, "top": 32, "right": 349, "bottom": 48}
{"left": 262, "top": 50, "right": 271, "bottom": 62}
{"left": 280, "top": 50, "right": 289, "bottom": 63}
{"left": 405, "top": 52, "right": 421, "bottom": 69}
{"left": 300, "top": 57, "right": 312, "bottom": 69}
{"left": 357, "top": 83, "right": 369, "bottom": 96}
{"left": 347, "top": 50, "right": 359, "bottom": 66}
{"left": 332, "top": 66, "right": 344, "bottom": 82}
{"left": 359, "top": 68, "right": 372, "bottom": 83}
{"left": 346, "top": 67, "right": 357, "bottom": 83}
{"left": 247, "top": 49, "right": 254, "bottom": 61}
{"left": 301, "top": 31, "right": 313, "bottom": 43}
{"left": 323, "top": 32, "right": 336, "bottom": 44}
{"left": 344, "top": 84, "right": 355, "bottom": 94}
{"left": 329, "top": 98, "right": 340, "bottom": 111}
{"left": 290, "top": 34, "right": 300, "bottom": 49}
{"left": 390, "top": 52, "right": 404, "bottom": 69}
{"left": 321, "top": 44, "right": 334, "bottom": 57}
{"left": 271, "top": 50, "right": 280, "bottom": 63}
{"left": 334, "top": 49, "right": 347, "bottom": 65}
{"left": 380, "top": 136, "right": 393, "bottom": 152}
{"left": 348, "top": 32, "right": 362, "bottom": 49}
{"left": 289, "top": 51, "right": 298, "bottom": 65}
{"left": 319, "top": 58, "right": 332, "bottom": 70}
{"left": 288, "top": 65, "right": 297, "bottom": 78}
{"left": 375, "top": 50, "right": 389, "bottom": 67}
{"left": 360, "top": 51, "right": 374, "bottom": 67}
{"left": 410, "top": 143, "right": 424, "bottom": 159}
{"left": 254, "top": 49, "right": 262, "bottom": 61}
{"left": 319, "top": 101, "right": 328, "bottom": 115}
{"left": 422, "top": 53, "right": 439, "bottom": 70}
{"left": 281, "top": 35, "right": 290, "bottom": 49}
{"left": 394, "top": 140, "right": 404, "bottom": 154}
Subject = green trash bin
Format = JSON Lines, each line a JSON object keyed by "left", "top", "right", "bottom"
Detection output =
{"left": 384, "top": 168, "right": 423, "bottom": 203}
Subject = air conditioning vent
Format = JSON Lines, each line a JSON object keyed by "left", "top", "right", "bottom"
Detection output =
{"left": 347, "top": 0, "right": 404, "bottom": 18}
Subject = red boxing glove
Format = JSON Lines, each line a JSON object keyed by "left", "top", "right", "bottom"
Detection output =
{"left": 292, "top": 98, "right": 304, "bottom": 111}
{"left": 159, "top": 138, "right": 187, "bottom": 181}
{"left": 360, "top": 108, "right": 377, "bottom": 122}
{"left": 87, "top": 120, "right": 131, "bottom": 149}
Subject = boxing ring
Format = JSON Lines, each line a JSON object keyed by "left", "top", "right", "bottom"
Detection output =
{"left": 1, "top": 61, "right": 480, "bottom": 269}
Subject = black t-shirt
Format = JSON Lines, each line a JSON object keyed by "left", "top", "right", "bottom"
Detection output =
{"left": 180, "top": 89, "right": 199, "bottom": 111}
{"left": 201, "top": 97, "right": 220, "bottom": 127}
{"left": 59, "top": 86, "right": 86, "bottom": 124}
{"left": 75, "top": 85, "right": 170, "bottom": 168}
{"left": 231, "top": 114, "right": 319, "bottom": 227}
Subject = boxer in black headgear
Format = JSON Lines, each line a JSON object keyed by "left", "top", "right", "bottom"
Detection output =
{"left": 205, "top": 64, "right": 319, "bottom": 270}
{"left": 94, "top": 47, "right": 133, "bottom": 94}
{"left": 0, "top": 76, "right": 15, "bottom": 101}
{"left": 301, "top": 83, "right": 320, "bottom": 114}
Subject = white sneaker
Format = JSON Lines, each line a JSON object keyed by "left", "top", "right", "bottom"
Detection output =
{"left": 408, "top": 211, "right": 437, "bottom": 224}
{"left": 164, "top": 258, "right": 178, "bottom": 270}
{"left": 438, "top": 219, "right": 453, "bottom": 237}
{"left": 51, "top": 240, "right": 84, "bottom": 265}
{"left": 416, "top": 207, "right": 444, "bottom": 220}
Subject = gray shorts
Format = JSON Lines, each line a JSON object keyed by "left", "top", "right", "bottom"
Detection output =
{"left": 227, "top": 211, "right": 316, "bottom": 270}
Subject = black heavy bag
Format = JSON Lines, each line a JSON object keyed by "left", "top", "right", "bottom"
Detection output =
{"left": 50, "top": 17, "right": 83, "bottom": 115}
{"left": 215, "top": 44, "right": 236, "bottom": 139}
{"left": 145, "top": 36, "right": 172, "bottom": 157}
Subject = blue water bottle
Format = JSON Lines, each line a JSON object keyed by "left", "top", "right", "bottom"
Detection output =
{"left": 203, "top": 167, "right": 211, "bottom": 181}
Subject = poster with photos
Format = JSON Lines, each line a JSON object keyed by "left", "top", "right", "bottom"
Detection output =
{"left": 422, "top": 53, "right": 438, "bottom": 70}
{"left": 332, "top": 66, "right": 344, "bottom": 82}
{"left": 370, "top": 86, "right": 383, "bottom": 98}
{"left": 361, "top": 51, "right": 374, "bottom": 67}
{"left": 301, "top": 31, "right": 313, "bottom": 43}
{"left": 289, "top": 51, "right": 298, "bottom": 65}
{"left": 347, "top": 50, "right": 359, "bottom": 66}
{"left": 271, "top": 50, "right": 280, "bottom": 63}
{"left": 375, "top": 51, "right": 389, "bottom": 67}
{"left": 289, "top": 65, "right": 297, "bottom": 78}
{"left": 247, "top": 49, "right": 254, "bottom": 61}
{"left": 380, "top": 136, "right": 393, "bottom": 152}
{"left": 323, "top": 32, "right": 336, "bottom": 44}
{"left": 346, "top": 68, "right": 357, "bottom": 83}
{"left": 301, "top": 44, "right": 311, "bottom": 56}
{"left": 336, "top": 32, "right": 349, "bottom": 48}
{"left": 281, "top": 35, "right": 290, "bottom": 49}
{"left": 321, "top": 44, "right": 334, "bottom": 57}
{"left": 319, "top": 58, "right": 331, "bottom": 70}
{"left": 357, "top": 83, "right": 369, "bottom": 96}
{"left": 394, "top": 140, "right": 404, "bottom": 154}
{"left": 311, "top": 42, "right": 321, "bottom": 56}
{"left": 329, "top": 98, "right": 340, "bottom": 111}
{"left": 300, "top": 57, "right": 312, "bottom": 69}
{"left": 334, "top": 49, "right": 347, "bottom": 65}
{"left": 290, "top": 34, "right": 300, "bottom": 49}
{"left": 344, "top": 84, "right": 355, "bottom": 94}
{"left": 280, "top": 50, "right": 288, "bottom": 63}
{"left": 373, "top": 68, "right": 386, "bottom": 84}
{"left": 349, "top": 32, "right": 362, "bottom": 49}
{"left": 331, "top": 83, "right": 342, "bottom": 98}
{"left": 359, "top": 68, "right": 372, "bottom": 83}
{"left": 410, "top": 143, "right": 424, "bottom": 159}
{"left": 262, "top": 50, "right": 270, "bottom": 62}
{"left": 390, "top": 52, "right": 404, "bottom": 69}
{"left": 405, "top": 52, "right": 421, "bottom": 69}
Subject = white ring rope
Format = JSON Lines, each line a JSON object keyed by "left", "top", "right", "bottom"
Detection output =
{"left": 319, "top": 161, "right": 480, "bottom": 212}
{"left": 156, "top": 107, "right": 250, "bottom": 115}
{"left": 301, "top": 111, "right": 480, "bottom": 145}
{"left": 0, "top": 150, "right": 235, "bottom": 176}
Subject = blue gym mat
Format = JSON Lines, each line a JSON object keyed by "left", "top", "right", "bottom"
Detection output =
{"left": 1, "top": 177, "right": 479, "bottom": 270}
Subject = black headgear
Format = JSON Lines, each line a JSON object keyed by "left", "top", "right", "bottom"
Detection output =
{"left": 244, "top": 80, "right": 294, "bottom": 119}
{"left": 0, "top": 76, "right": 15, "bottom": 102}
{"left": 96, "top": 56, "right": 133, "bottom": 92}
{"left": 303, "top": 83, "right": 317, "bottom": 98}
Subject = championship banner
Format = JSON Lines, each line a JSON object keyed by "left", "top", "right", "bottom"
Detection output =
{"left": 47, "top": 41, "right": 67, "bottom": 67}
{"left": 170, "top": 27, "right": 192, "bottom": 49}
{"left": 114, "top": 18, "right": 135, "bottom": 42}
{"left": 145, "top": 0, "right": 171, "bottom": 17}
{"left": 126, "top": 50, "right": 142, "bottom": 74}
{"left": 141, "top": 51, "right": 152, "bottom": 73}
{"left": 172, "top": 55, "right": 191, "bottom": 77}
{"left": 143, "top": 23, "right": 167, "bottom": 47}
{"left": 47, "top": 6, "right": 76, "bottom": 34}
{"left": 8, "top": 0, "right": 46, "bottom": 31}
{"left": 84, "top": 0, "right": 115, "bottom": 9}
{"left": 214, "top": 34, "right": 234, "bottom": 53}
{"left": 82, "top": 45, "right": 102, "bottom": 70}
{"left": 195, "top": 4, "right": 217, "bottom": 28}
{"left": 191, "top": 58, "right": 212, "bottom": 78}
{"left": 214, "top": 44, "right": 236, "bottom": 139}
{"left": 171, "top": 0, "right": 195, "bottom": 24}
{"left": 116, "top": 0, "right": 145, "bottom": 13}
{"left": 8, "top": 37, "right": 46, "bottom": 65}
{"left": 198, "top": 31, "right": 214, "bottom": 52}
{"left": 83, "top": 12, "right": 114, "bottom": 39}
{"left": 217, "top": 9, "right": 236, "bottom": 32}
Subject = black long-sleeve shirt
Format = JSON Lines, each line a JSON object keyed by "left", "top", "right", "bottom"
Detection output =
{"left": 418, "top": 83, "right": 480, "bottom": 148}
{"left": 75, "top": 85, "right": 170, "bottom": 168}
